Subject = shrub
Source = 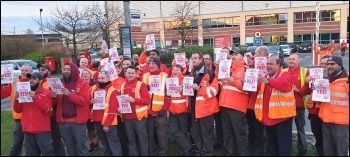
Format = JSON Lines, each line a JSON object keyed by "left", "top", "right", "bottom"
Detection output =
{"left": 22, "top": 50, "right": 63, "bottom": 64}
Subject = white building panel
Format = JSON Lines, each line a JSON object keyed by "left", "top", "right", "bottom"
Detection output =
{"left": 243, "top": 1, "right": 290, "bottom": 11}
{"left": 199, "top": 1, "right": 242, "bottom": 15}
{"left": 130, "top": 1, "right": 161, "bottom": 19}
{"left": 291, "top": 1, "right": 318, "bottom": 8}
{"left": 161, "top": 1, "right": 199, "bottom": 18}
{"left": 319, "top": 1, "right": 346, "bottom": 5}
{"left": 345, "top": 1, "right": 349, "bottom": 3}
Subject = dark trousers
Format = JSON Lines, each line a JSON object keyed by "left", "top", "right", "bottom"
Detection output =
{"left": 50, "top": 117, "right": 66, "bottom": 156}
{"left": 95, "top": 123, "right": 122, "bottom": 156}
{"left": 9, "top": 120, "right": 24, "bottom": 156}
{"left": 246, "top": 109, "right": 266, "bottom": 156}
{"left": 308, "top": 113, "right": 323, "bottom": 156}
{"left": 117, "top": 116, "right": 129, "bottom": 156}
{"left": 169, "top": 113, "right": 193, "bottom": 156}
{"left": 213, "top": 110, "right": 224, "bottom": 145}
{"left": 60, "top": 122, "right": 89, "bottom": 156}
{"left": 24, "top": 132, "right": 54, "bottom": 156}
{"left": 221, "top": 107, "right": 248, "bottom": 156}
{"left": 294, "top": 108, "right": 307, "bottom": 154}
{"left": 322, "top": 122, "right": 349, "bottom": 156}
{"left": 341, "top": 48, "right": 346, "bottom": 56}
{"left": 191, "top": 113, "right": 214, "bottom": 156}
{"left": 124, "top": 118, "right": 149, "bottom": 156}
{"left": 147, "top": 115, "right": 169, "bottom": 156}
{"left": 265, "top": 118, "right": 293, "bottom": 156}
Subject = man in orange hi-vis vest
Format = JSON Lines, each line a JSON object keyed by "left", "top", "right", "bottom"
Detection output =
{"left": 254, "top": 56, "right": 295, "bottom": 156}
{"left": 313, "top": 40, "right": 337, "bottom": 65}
{"left": 190, "top": 52, "right": 219, "bottom": 156}
{"left": 90, "top": 71, "right": 122, "bottom": 156}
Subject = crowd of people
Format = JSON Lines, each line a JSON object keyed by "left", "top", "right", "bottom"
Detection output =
{"left": 1, "top": 42, "right": 348, "bottom": 156}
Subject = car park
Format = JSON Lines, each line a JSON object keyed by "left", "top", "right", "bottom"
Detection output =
{"left": 1, "top": 60, "right": 39, "bottom": 80}
{"left": 280, "top": 44, "right": 292, "bottom": 56}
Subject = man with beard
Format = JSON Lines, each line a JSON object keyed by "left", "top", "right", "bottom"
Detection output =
{"left": 313, "top": 40, "right": 337, "bottom": 64}
{"left": 190, "top": 52, "right": 219, "bottom": 156}
{"left": 6, "top": 64, "right": 32, "bottom": 156}
{"left": 90, "top": 71, "right": 122, "bottom": 156}
{"left": 37, "top": 63, "right": 66, "bottom": 156}
{"left": 51, "top": 62, "right": 90, "bottom": 156}
{"left": 118, "top": 58, "right": 134, "bottom": 79}
{"left": 13, "top": 72, "right": 53, "bottom": 156}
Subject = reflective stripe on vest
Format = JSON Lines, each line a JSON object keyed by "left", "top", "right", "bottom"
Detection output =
{"left": 222, "top": 85, "right": 248, "bottom": 94}
{"left": 120, "top": 81, "right": 149, "bottom": 121}
{"left": 254, "top": 72, "right": 296, "bottom": 121}
{"left": 285, "top": 67, "right": 308, "bottom": 108}
{"left": 91, "top": 85, "right": 118, "bottom": 125}
{"left": 10, "top": 79, "right": 22, "bottom": 120}
{"left": 142, "top": 72, "right": 167, "bottom": 112}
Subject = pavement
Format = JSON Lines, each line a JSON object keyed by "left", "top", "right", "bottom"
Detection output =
{"left": 2, "top": 51, "right": 349, "bottom": 135}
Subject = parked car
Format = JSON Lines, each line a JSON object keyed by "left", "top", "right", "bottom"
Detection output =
{"left": 280, "top": 44, "right": 292, "bottom": 56}
{"left": 268, "top": 45, "right": 284, "bottom": 58}
{"left": 1, "top": 60, "right": 39, "bottom": 80}
{"left": 300, "top": 42, "right": 312, "bottom": 53}
{"left": 246, "top": 46, "right": 258, "bottom": 53}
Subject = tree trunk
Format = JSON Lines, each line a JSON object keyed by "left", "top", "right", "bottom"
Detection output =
{"left": 72, "top": 32, "right": 78, "bottom": 64}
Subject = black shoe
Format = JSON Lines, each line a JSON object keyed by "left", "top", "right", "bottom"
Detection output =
{"left": 213, "top": 143, "right": 223, "bottom": 149}
{"left": 88, "top": 143, "right": 95, "bottom": 152}
{"left": 185, "top": 147, "right": 195, "bottom": 156}
{"left": 94, "top": 143, "right": 100, "bottom": 150}
{"left": 299, "top": 151, "right": 307, "bottom": 156}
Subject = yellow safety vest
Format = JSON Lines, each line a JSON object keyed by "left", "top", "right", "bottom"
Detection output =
{"left": 142, "top": 72, "right": 168, "bottom": 112}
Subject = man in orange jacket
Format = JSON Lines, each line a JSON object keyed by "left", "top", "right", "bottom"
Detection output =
{"left": 217, "top": 49, "right": 249, "bottom": 156}
{"left": 313, "top": 40, "right": 337, "bottom": 64}
{"left": 255, "top": 56, "right": 295, "bottom": 156}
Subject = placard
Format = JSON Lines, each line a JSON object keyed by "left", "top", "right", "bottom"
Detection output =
{"left": 145, "top": 34, "right": 156, "bottom": 51}
{"left": 218, "top": 59, "right": 232, "bottom": 79}
{"left": 93, "top": 90, "right": 106, "bottom": 110}
{"left": 16, "top": 82, "right": 33, "bottom": 103}
{"left": 1, "top": 64, "right": 13, "bottom": 84}
{"left": 312, "top": 79, "right": 330, "bottom": 102}
{"left": 117, "top": 95, "right": 132, "bottom": 113}
{"left": 255, "top": 57, "right": 267, "bottom": 75}
{"left": 183, "top": 77, "right": 194, "bottom": 96}
{"left": 149, "top": 75, "right": 162, "bottom": 93}
{"left": 174, "top": 53, "right": 187, "bottom": 68}
{"left": 243, "top": 69, "right": 259, "bottom": 92}
{"left": 47, "top": 78, "right": 64, "bottom": 94}
{"left": 166, "top": 78, "right": 179, "bottom": 96}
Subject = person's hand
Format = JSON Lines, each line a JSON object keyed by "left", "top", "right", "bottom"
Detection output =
{"left": 15, "top": 92, "right": 19, "bottom": 99}
{"left": 103, "top": 126, "right": 109, "bottom": 132}
{"left": 305, "top": 76, "right": 313, "bottom": 84}
{"left": 292, "top": 85, "right": 299, "bottom": 92}
{"left": 117, "top": 107, "right": 123, "bottom": 114}
{"left": 51, "top": 91, "right": 57, "bottom": 98}
{"left": 257, "top": 76, "right": 269, "bottom": 84}
{"left": 28, "top": 91, "right": 36, "bottom": 98}
{"left": 90, "top": 98, "right": 96, "bottom": 104}
{"left": 61, "top": 88, "right": 71, "bottom": 96}
{"left": 175, "top": 86, "right": 182, "bottom": 93}
{"left": 191, "top": 83, "right": 200, "bottom": 90}
{"left": 126, "top": 96, "right": 135, "bottom": 103}
{"left": 224, "top": 76, "right": 234, "bottom": 83}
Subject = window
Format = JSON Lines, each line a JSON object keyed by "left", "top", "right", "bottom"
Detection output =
{"left": 202, "top": 19, "right": 211, "bottom": 28}
{"left": 203, "top": 39, "right": 213, "bottom": 46}
{"left": 246, "top": 15, "right": 254, "bottom": 26}
{"left": 210, "top": 18, "right": 218, "bottom": 28}
{"left": 320, "top": 33, "right": 330, "bottom": 43}
{"left": 303, "top": 34, "right": 312, "bottom": 42}
{"left": 321, "top": 10, "right": 341, "bottom": 21}
{"left": 253, "top": 15, "right": 262, "bottom": 25}
{"left": 154, "top": 22, "right": 160, "bottom": 31}
{"left": 148, "top": 23, "right": 155, "bottom": 31}
{"left": 279, "top": 35, "right": 287, "bottom": 42}
{"left": 191, "top": 20, "right": 198, "bottom": 29}
{"left": 294, "top": 35, "right": 302, "bottom": 42}
{"left": 141, "top": 23, "right": 148, "bottom": 31}
{"left": 277, "top": 13, "right": 287, "bottom": 24}
{"left": 247, "top": 14, "right": 285, "bottom": 25}
{"left": 232, "top": 17, "right": 240, "bottom": 27}
{"left": 225, "top": 17, "right": 233, "bottom": 27}
{"left": 217, "top": 18, "right": 225, "bottom": 28}
{"left": 294, "top": 11, "right": 317, "bottom": 23}
{"left": 232, "top": 37, "right": 240, "bottom": 46}
{"left": 330, "top": 33, "right": 340, "bottom": 43}
{"left": 260, "top": 14, "right": 271, "bottom": 25}
{"left": 164, "top": 21, "right": 173, "bottom": 30}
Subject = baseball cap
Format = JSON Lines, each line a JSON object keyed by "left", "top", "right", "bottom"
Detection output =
{"left": 232, "top": 48, "right": 245, "bottom": 56}
{"left": 37, "top": 64, "right": 51, "bottom": 71}
{"left": 26, "top": 72, "right": 44, "bottom": 80}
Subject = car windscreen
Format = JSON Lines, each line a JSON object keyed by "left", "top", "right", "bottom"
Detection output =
{"left": 246, "top": 46, "right": 257, "bottom": 52}
{"left": 280, "top": 45, "right": 289, "bottom": 49}
{"left": 300, "top": 42, "right": 311, "bottom": 46}
{"left": 268, "top": 46, "right": 279, "bottom": 51}
{"left": 16, "top": 61, "right": 38, "bottom": 69}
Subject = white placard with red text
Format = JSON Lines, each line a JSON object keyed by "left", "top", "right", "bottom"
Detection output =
{"left": 312, "top": 79, "right": 330, "bottom": 102}
{"left": 47, "top": 78, "right": 64, "bottom": 94}
{"left": 309, "top": 68, "right": 323, "bottom": 87}
{"left": 100, "top": 58, "right": 110, "bottom": 69}
{"left": 215, "top": 53, "right": 227, "bottom": 62}
{"left": 93, "top": 90, "right": 106, "bottom": 110}
{"left": 166, "top": 78, "right": 179, "bottom": 96}
{"left": 149, "top": 75, "right": 162, "bottom": 93}
{"left": 218, "top": 59, "right": 232, "bottom": 79}
{"left": 145, "top": 34, "right": 156, "bottom": 51}
{"left": 101, "top": 40, "right": 108, "bottom": 54}
{"left": 183, "top": 77, "right": 194, "bottom": 96}
{"left": 174, "top": 53, "right": 187, "bottom": 68}
{"left": 117, "top": 95, "right": 132, "bottom": 113}
{"left": 16, "top": 82, "right": 33, "bottom": 103}
{"left": 243, "top": 69, "right": 259, "bottom": 92}
{"left": 103, "top": 63, "right": 118, "bottom": 81}
{"left": 1, "top": 64, "right": 13, "bottom": 84}
{"left": 188, "top": 59, "right": 193, "bottom": 72}
{"left": 254, "top": 57, "right": 267, "bottom": 75}
{"left": 109, "top": 47, "right": 120, "bottom": 62}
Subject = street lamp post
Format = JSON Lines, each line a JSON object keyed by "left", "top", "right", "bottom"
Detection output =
{"left": 40, "top": 8, "right": 44, "bottom": 49}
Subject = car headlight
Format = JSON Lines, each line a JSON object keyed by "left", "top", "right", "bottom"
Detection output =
{"left": 300, "top": 47, "right": 303, "bottom": 49}
{"left": 308, "top": 46, "right": 311, "bottom": 49}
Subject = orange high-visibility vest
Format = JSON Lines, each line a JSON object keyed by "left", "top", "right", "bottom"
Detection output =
{"left": 120, "top": 81, "right": 149, "bottom": 120}
{"left": 168, "top": 75, "right": 189, "bottom": 115}
{"left": 318, "top": 78, "right": 349, "bottom": 125}
{"left": 195, "top": 74, "right": 219, "bottom": 119}
{"left": 42, "top": 80, "right": 50, "bottom": 89}
{"left": 254, "top": 72, "right": 296, "bottom": 121}
{"left": 142, "top": 72, "right": 168, "bottom": 112}
{"left": 90, "top": 85, "right": 118, "bottom": 126}
{"left": 10, "top": 79, "right": 22, "bottom": 120}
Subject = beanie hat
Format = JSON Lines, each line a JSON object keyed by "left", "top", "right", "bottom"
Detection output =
{"left": 149, "top": 57, "right": 161, "bottom": 68}
{"left": 328, "top": 55, "right": 343, "bottom": 68}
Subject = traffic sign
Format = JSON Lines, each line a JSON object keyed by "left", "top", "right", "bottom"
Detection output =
{"left": 255, "top": 31, "right": 262, "bottom": 38}
{"left": 253, "top": 39, "right": 263, "bottom": 46}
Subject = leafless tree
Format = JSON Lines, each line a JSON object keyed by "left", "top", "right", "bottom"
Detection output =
{"left": 170, "top": 1, "right": 199, "bottom": 48}
{"left": 86, "top": 2, "right": 124, "bottom": 49}
{"left": 33, "top": 2, "right": 91, "bottom": 61}
{"left": 1, "top": 34, "right": 40, "bottom": 60}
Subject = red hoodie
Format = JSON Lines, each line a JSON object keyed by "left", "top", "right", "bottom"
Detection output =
{"left": 1, "top": 84, "right": 12, "bottom": 99}
{"left": 55, "top": 62, "right": 91, "bottom": 124}
{"left": 121, "top": 78, "right": 150, "bottom": 120}
{"left": 13, "top": 86, "right": 52, "bottom": 133}
{"left": 91, "top": 83, "right": 119, "bottom": 126}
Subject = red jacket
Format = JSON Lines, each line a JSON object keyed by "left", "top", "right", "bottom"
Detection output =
{"left": 141, "top": 63, "right": 169, "bottom": 75}
{"left": 91, "top": 84, "right": 119, "bottom": 125}
{"left": 55, "top": 77, "right": 90, "bottom": 123}
{"left": 121, "top": 78, "right": 150, "bottom": 120}
{"left": 260, "top": 69, "right": 293, "bottom": 126}
{"left": 288, "top": 66, "right": 309, "bottom": 108}
{"left": 341, "top": 42, "right": 347, "bottom": 49}
{"left": 13, "top": 86, "right": 52, "bottom": 133}
{"left": 1, "top": 84, "right": 12, "bottom": 99}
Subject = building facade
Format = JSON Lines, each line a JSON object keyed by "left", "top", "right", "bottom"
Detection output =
{"left": 109, "top": 1, "right": 349, "bottom": 48}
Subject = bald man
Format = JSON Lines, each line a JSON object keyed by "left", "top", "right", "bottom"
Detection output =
{"left": 79, "top": 58, "right": 90, "bottom": 77}
{"left": 286, "top": 53, "right": 309, "bottom": 156}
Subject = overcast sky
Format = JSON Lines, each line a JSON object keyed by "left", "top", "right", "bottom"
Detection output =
{"left": 1, "top": 1, "right": 103, "bottom": 35}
